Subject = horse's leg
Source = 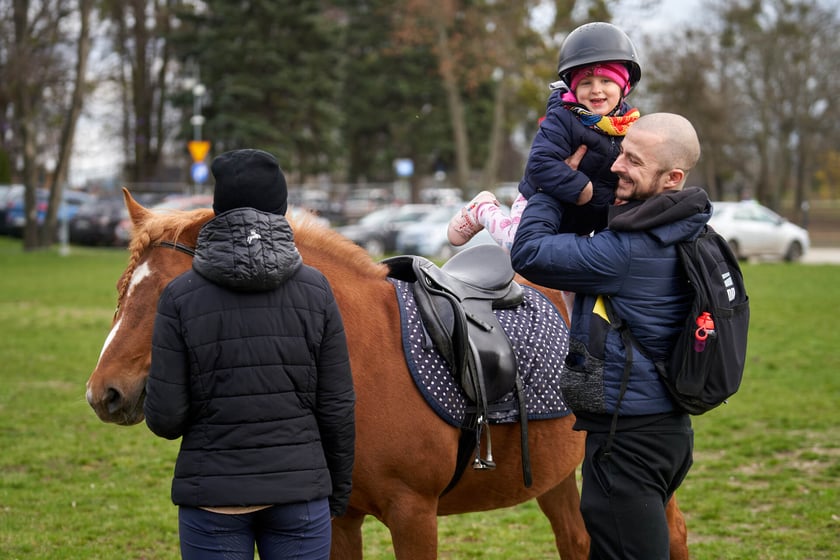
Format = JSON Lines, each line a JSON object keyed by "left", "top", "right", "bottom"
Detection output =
{"left": 536, "top": 470, "right": 590, "bottom": 560}
{"left": 666, "top": 494, "right": 689, "bottom": 560}
{"left": 330, "top": 508, "right": 366, "bottom": 560}
{"left": 382, "top": 494, "right": 441, "bottom": 560}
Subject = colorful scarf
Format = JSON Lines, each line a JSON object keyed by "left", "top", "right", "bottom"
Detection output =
{"left": 563, "top": 104, "right": 640, "bottom": 136}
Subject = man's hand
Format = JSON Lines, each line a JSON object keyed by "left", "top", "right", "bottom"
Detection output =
{"left": 566, "top": 144, "right": 587, "bottom": 170}
{"left": 565, "top": 145, "right": 592, "bottom": 205}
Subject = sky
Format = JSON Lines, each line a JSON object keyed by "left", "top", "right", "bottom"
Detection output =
{"left": 68, "top": 0, "right": 704, "bottom": 187}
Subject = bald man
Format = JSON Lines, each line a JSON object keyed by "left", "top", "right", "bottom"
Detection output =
{"left": 511, "top": 113, "right": 705, "bottom": 559}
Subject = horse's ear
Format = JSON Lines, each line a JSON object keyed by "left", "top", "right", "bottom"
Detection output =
{"left": 122, "top": 187, "right": 151, "bottom": 226}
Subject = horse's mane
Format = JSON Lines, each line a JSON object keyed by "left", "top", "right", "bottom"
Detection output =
{"left": 117, "top": 206, "right": 388, "bottom": 303}
{"left": 288, "top": 212, "right": 390, "bottom": 281}
{"left": 117, "top": 208, "right": 214, "bottom": 302}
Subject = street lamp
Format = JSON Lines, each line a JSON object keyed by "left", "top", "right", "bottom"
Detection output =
{"left": 191, "top": 83, "right": 206, "bottom": 142}
{"left": 186, "top": 82, "right": 210, "bottom": 191}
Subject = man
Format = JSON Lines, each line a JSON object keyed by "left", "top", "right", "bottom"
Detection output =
{"left": 511, "top": 112, "right": 707, "bottom": 559}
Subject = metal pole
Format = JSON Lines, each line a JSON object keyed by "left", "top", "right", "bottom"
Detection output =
{"left": 191, "top": 83, "right": 206, "bottom": 142}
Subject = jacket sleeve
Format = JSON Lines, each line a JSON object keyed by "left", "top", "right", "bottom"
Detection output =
{"left": 144, "top": 287, "right": 191, "bottom": 440}
{"left": 511, "top": 193, "right": 630, "bottom": 294}
{"left": 314, "top": 281, "right": 356, "bottom": 517}
{"left": 519, "top": 90, "right": 591, "bottom": 203}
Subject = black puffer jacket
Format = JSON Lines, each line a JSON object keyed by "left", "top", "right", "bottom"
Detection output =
{"left": 144, "top": 208, "right": 355, "bottom": 517}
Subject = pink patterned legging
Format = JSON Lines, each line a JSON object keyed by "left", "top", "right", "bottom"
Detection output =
{"left": 481, "top": 193, "right": 528, "bottom": 252}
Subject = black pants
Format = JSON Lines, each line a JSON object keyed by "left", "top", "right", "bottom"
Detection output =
{"left": 579, "top": 414, "right": 693, "bottom": 560}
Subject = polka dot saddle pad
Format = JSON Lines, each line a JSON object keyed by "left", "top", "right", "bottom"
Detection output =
{"left": 390, "top": 278, "right": 571, "bottom": 427}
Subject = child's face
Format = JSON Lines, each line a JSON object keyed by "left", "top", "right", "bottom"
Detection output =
{"left": 574, "top": 76, "right": 623, "bottom": 116}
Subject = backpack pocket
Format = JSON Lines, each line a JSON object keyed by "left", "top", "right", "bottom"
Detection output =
{"left": 560, "top": 339, "right": 607, "bottom": 413}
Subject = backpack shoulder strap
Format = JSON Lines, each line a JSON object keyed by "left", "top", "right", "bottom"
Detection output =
{"left": 601, "top": 296, "right": 636, "bottom": 458}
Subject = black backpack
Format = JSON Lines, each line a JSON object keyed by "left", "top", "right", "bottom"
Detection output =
{"left": 608, "top": 226, "right": 750, "bottom": 415}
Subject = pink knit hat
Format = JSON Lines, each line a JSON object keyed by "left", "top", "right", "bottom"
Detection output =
{"left": 569, "top": 62, "right": 631, "bottom": 95}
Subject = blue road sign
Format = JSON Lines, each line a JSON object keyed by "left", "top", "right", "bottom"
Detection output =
{"left": 191, "top": 162, "right": 209, "bottom": 184}
{"left": 394, "top": 158, "right": 414, "bottom": 178}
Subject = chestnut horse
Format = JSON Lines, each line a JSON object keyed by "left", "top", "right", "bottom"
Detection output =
{"left": 85, "top": 190, "right": 688, "bottom": 559}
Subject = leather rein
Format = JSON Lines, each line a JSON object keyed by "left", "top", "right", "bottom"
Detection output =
{"left": 155, "top": 240, "right": 196, "bottom": 257}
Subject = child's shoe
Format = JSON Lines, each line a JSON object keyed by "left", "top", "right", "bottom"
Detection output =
{"left": 447, "top": 191, "right": 499, "bottom": 246}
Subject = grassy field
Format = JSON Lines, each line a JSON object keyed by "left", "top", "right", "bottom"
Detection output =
{"left": 0, "top": 237, "right": 837, "bottom": 559}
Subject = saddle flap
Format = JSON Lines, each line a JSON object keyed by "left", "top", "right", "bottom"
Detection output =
{"left": 384, "top": 247, "right": 521, "bottom": 411}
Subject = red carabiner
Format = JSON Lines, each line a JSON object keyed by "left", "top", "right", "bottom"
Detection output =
{"left": 693, "top": 312, "right": 715, "bottom": 352}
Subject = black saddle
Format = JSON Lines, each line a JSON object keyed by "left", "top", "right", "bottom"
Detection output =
{"left": 384, "top": 244, "right": 532, "bottom": 490}
{"left": 384, "top": 244, "right": 523, "bottom": 404}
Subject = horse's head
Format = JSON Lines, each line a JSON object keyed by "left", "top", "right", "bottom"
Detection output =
{"left": 85, "top": 189, "right": 213, "bottom": 424}
{"left": 86, "top": 188, "right": 386, "bottom": 426}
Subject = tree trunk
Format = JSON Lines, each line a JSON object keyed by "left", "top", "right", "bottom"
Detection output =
{"left": 12, "top": 0, "right": 40, "bottom": 251}
{"left": 481, "top": 77, "right": 508, "bottom": 191}
{"left": 42, "top": 0, "right": 93, "bottom": 246}
{"left": 436, "top": 24, "right": 470, "bottom": 192}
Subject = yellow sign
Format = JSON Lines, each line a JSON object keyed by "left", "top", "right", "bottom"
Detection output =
{"left": 188, "top": 140, "right": 211, "bottom": 163}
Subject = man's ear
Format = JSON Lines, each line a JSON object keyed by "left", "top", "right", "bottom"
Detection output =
{"left": 664, "top": 168, "right": 686, "bottom": 189}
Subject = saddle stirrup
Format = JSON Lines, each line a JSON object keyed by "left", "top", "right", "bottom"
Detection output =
{"left": 472, "top": 417, "right": 496, "bottom": 470}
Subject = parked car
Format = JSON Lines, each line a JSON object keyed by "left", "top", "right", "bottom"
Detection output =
{"left": 3, "top": 188, "right": 94, "bottom": 237}
{"left": 709, "top": 200, "right": 810, "bottom": 262}
{"left": 336, "top": 204, "right": 436, "bottom": 258}
{"left": 0, "top": 185, "right": 24, "bottom": 235}
{"left": 341, "top": 188, "right": 394, "bottom": 223}
{"left": 71, "top": 192, "right": 168, "bottom": 246}
{"left": 287, "top": 205, "right": 332, "bottom": 229}
{"left": 395, "top": 203, "right": 504, "bottom": 261}
{"left": 68, "top": 196, "right": 127, "bottom": 246}
{"left": 114, "top": 194, "right": 213, "bottom": 245}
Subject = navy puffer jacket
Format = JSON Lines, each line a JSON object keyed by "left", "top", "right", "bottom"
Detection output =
{"left": 511, "top": 188, "right": 711, "bottom": 418}
{"left": 518, "top": 86, "right": 633, "bottom": 234}
{"left": 145, "top": 208, "right": 355, "bottom": 516}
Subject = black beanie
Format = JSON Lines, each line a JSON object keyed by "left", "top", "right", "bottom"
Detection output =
{"left": 211, "top": 149, "right": 288, "bottom": 215}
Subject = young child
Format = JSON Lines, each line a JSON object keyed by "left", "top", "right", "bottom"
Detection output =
{"left": 448, "top": 22, "right": 642, "bottom": 251}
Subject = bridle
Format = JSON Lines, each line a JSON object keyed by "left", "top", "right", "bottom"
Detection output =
{"left": 112, "top": 241, "right": 196, "bottom": 320}
{"left": 154, "top": 240, "right": 196, "bottom": 257}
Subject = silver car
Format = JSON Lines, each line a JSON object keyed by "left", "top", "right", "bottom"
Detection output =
{"left": 395, "top": 203, "right": 503, "bottom": 261}
{"left": 709, "top": 201, "right": 810, "bottom": 262}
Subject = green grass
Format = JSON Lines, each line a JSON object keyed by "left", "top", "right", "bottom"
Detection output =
{"left": 1, "top": 237, "right": 837, "bottom": 559}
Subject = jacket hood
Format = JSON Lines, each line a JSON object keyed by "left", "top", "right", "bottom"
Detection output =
{"left": 608, "top": 186, "right": 711, "bottom": 245}
{"left": 193, "top": 208, "right": 302, "bottom": 292}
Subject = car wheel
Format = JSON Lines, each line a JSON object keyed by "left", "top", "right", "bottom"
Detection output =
{"left": 727, "top": 239, "right": 744, "bottom": 261}
{"left": 364, "top": 239, "right": 385, "bottom": 258}
{"left": 784, "top": 240, "right": 803, "bottom": 262}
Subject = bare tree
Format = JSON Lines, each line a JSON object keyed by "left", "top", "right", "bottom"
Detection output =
{"left": 7, "top": 0, "right": 88, "bottom": 249}
{"left": 713, "top": 0, "right": 840, "bottom": 208}
{"left": 42, "top": 0, "right": 93, "bottom": 244}
{"left": 391, "top": 0, "right": 578, "bottom": 193}
{"left": 640, "top": 0, "right": 840, "bottom": 208}
{"left": 103, "top": 0, "right": 175, "bottom": 183}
